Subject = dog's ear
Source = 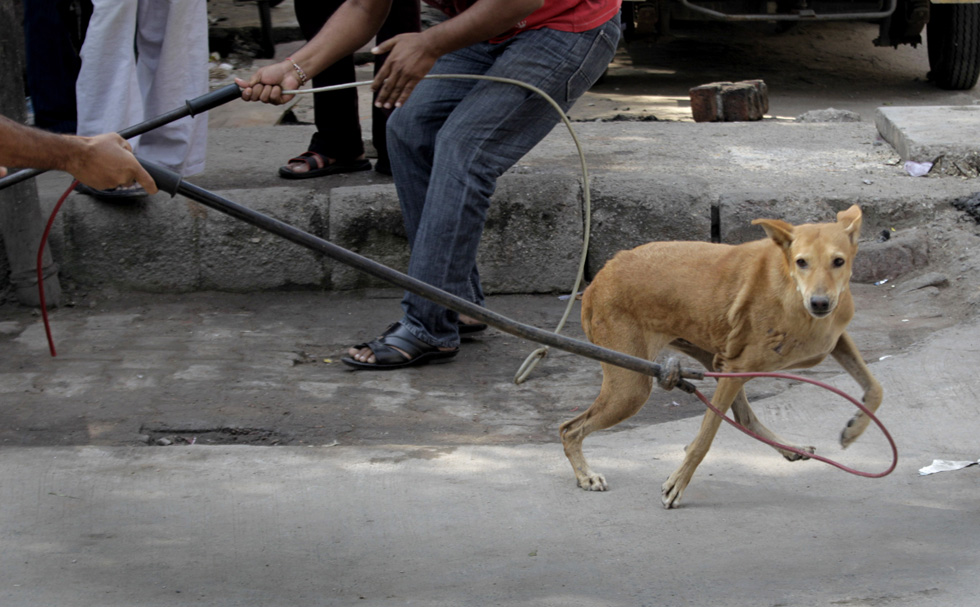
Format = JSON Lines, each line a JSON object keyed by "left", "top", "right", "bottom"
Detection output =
{"left": 752, "top": 218, "right": 795, "bottom": 250}
{"left": 836, "top": 205, "right": 862, "bottom": 246}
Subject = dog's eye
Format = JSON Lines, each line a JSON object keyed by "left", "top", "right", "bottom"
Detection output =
{"left": 833, "top": 257, "right": 846, "bottom": 268}
{"left": 796, "top": 258, "right": 808, "bottom": 269}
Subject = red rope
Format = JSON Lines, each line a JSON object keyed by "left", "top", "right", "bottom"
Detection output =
{"left": 697, "top": 370, "right": 898, "bottom": 478}
{"left": 36, "top": 179, "right": 78, "bottom": 357}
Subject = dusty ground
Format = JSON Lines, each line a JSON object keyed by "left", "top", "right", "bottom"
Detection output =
{"left": 3, "top": 206, "right": 980, "bottom": 449}
{"left": 573, "top": 19, "right": 967, "bottom": 122}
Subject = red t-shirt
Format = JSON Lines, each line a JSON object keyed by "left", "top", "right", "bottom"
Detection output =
{"left": 425, "top": 0, "right": 621, "bottom": 42}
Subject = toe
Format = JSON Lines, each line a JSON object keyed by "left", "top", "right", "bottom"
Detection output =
{"left": 347, "top": 347, "right": 376, "bottom": 364}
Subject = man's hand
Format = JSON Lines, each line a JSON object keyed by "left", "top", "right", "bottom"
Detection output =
{"left": 0, "top": 116, "right": 155, "bottom": 191}
{"left": 371, "top": 33, "right": 439, "bottom": 109}
{"left": 235, "top": 61, "right": 302, "bottom": 105}
{"left": 68, "top": 133, "right": 158, "bottom": 194}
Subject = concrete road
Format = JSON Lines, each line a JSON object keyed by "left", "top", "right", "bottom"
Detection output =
{"left": 2, "top": 287, "right": 979, "bottom": 606}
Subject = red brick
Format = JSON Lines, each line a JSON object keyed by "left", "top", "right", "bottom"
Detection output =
{"left": 689, "top": 80, "right": 769, "bottom": 122}
{"left": 689, "top": 84, "right": 721, "bottom": 122}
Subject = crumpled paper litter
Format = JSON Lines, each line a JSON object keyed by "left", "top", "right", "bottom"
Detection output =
{"left": 918, "top": 459, "right": 980, "bottom": 476}
{"left": 904, "top": 160, "right": 933, "bottom": 177}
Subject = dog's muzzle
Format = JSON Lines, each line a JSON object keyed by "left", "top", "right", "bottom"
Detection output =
{"left": 808, "top": 295, "right": 833, "bottom": 318}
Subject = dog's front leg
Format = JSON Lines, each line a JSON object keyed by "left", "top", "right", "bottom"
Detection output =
{"left": 832, "top": 331, "right": 884, "bottom": 448}
{"left": 731, "top": 388, "right": 816, "bottom": 461}
{"left": 662, "top": 377, "right": 746, "bottom": 508}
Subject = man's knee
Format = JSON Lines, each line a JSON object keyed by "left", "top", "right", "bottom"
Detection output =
{"left": 386, "top": 108, "right": 415, "bottom": 150}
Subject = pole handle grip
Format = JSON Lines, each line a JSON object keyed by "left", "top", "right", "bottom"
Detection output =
{"left": 185, "top": 83, "right": 243, "bottom": 116}
{"left": 138, "top": 159, "right": 183, "bottom": 196}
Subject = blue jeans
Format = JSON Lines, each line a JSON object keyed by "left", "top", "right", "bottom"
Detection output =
{"left": 387, "top": 16, "right": 621, "bottom": 348}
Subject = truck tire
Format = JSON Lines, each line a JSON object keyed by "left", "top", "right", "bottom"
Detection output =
{"left": 927, "top": 3, "right": 980, "bottom": 90}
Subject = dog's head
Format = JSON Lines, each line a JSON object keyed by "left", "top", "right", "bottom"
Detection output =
{"left": 752, "top": 205, "right": 862, "bottom": 319}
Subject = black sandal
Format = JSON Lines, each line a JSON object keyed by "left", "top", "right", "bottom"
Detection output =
{"left": 341, "top": 322, "right": 458, "bottom": 370}
{"left": 278, "top": 151, "right": 371, "bottom": 180}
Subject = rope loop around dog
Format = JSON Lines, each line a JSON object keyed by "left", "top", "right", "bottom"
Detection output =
{"left": 695, "top": 370, "right": 898, "bottom": 478}
{"left": 657, "top": 356, "right": 686, "bottom": 392}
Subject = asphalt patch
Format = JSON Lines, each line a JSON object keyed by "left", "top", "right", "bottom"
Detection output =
{"left": 952, "top": 191, "right": 980, "bottom": 223}
{"left": 141, "top": 426, "right": 290, "bottom": 446}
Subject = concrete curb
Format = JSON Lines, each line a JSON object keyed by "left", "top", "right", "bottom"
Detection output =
{"left": 876, "top": 106, "right": 980, "bottom": 178}
{"left": 39, "top": 120, "right": 980, "bottom": 294}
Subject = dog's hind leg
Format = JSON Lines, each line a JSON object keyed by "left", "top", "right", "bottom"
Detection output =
{"left": 661, "top": 376, "right": 746, "bottom": 508}
{"left": 832, "top": 331, "right": 883, "bottom": 448}
{"left": 560, "top": 332, "right": 670, "bottom": 492}
{"left": 560, "top": 363, "right": 653, "bottom": 491}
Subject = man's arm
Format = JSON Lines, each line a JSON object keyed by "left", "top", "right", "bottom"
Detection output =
{"left": 236, "top": 0, "right": 543, "bottom": 108}
{"left": 372, "top": 0, "right": 544, "bottom": 108}
{"left": 0, "top": 115, "right": 157, "bottom": 193}
{"left": 236, "top": 0, "right": 394, "bottom": 105}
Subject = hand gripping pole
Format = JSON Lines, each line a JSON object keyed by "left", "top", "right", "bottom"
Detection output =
{"left": 0, "top": 84, "right": 243, "bottom": 192}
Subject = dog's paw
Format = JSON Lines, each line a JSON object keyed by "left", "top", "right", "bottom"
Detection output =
{"left": 840, "top": 412, "right": 869, "bottom": 448}
{"left": 780, "top": 445, "right": 815, "bottom": 462}
{"left": 661, "top": 474, "right": 687, "bottom": 509}
{"left": 578, "top": 473, "right": 608, "bottom": 492}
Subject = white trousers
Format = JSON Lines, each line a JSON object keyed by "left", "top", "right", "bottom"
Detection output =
{"left": 76, "top": 0, "right": 208, "bottom": 176}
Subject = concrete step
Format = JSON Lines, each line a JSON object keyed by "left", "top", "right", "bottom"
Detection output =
{"left": 875, "top": 105, "right": 980, "bottom": 177}
{"left": 36, "top": 120, "right": 979, "bottom": 295}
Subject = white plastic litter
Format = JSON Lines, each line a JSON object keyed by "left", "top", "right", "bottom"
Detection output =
{"left": 904, "top": 160, "right": 933, "bottom": 177}
{"left": 918, "top": 459, "right": 980, "bottom": 476}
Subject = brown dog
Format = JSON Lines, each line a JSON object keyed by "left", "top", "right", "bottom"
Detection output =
{"left": 560, "top": 205, "right": 882, "bottom": 508}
